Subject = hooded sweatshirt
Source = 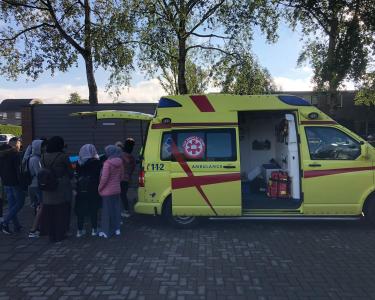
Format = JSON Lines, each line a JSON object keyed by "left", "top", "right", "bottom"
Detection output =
{"left": 0, "top": 144, "right": 20, "bottom": 186}
{"left": 28, "top": 140, "right": 43, "bottom": 188}
{"left": 98, "top": 157, "right": 124, "bottom": 197}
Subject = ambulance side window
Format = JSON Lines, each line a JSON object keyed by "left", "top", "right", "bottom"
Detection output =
{"left": 172, "top": 129, "right": 236, "bottom": 161}
{"left": 305, "top": 127, "right": 361, "bottom": 160}
{"left": 161, "top": 132, "right": 172, "bottom": 161}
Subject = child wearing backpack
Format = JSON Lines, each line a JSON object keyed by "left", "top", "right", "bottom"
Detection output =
{"left": 75, "top": 144, "right": 102, "bottom": 237}
{"left": 98, "top": 145, "right": 124, "bottom": 238}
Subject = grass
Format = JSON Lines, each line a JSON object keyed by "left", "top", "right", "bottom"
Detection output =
{"left": 0, "top": 124, "right": 22, "bottom": 136}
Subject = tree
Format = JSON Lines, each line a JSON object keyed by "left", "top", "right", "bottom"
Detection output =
{"left": 355, "top": 72, "right": 375, "bottom": 106}
{"left": 136, "top": 0, "right": 279, "bottom": 94}
{"left": 280, "top": 0, "right": 375, "bottom": 111}
{"left": 66, "top": 92, "right": 87, "bottom": 104}
{"left": 158, "top": 50, "right": 210, "bottom": 95}
{"left": 215, "top": 54, "right": 276, "bottom": 94}
{"left": 0, "top": 0, "right": 135, "bottom": 104}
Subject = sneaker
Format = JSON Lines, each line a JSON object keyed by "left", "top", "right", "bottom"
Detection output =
{"left": 91, "top": 229, "right": 98, "bottom": 236}
{"left": 115, "top": 229, "right": 121, "bottom": 236}
{"left": 28, "top": 230, "right": 40, "bottom": 238}
{"left": 121, "top": 211, "right": 131, "bottom": 218}
{"left": 98, "top": 232, "right": 108, "bottom": 238}
{"left": 1, "top": 223, "right": 12, "bottom": 235}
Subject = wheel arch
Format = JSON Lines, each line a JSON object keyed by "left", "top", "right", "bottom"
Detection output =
{"left": 362, "top": 189, "right": 375, "bottom": 215}
{"left": 161, "top": 194, "right": 172, "bottom": 216}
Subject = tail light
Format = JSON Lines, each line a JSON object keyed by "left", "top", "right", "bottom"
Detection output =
{"left": 138, "top": 169, "right": 145, "bottom": 187}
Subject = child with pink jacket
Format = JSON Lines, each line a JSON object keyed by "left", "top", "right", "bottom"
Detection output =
{"left": 98, "top": 145, "right": 124, "bottom": 238}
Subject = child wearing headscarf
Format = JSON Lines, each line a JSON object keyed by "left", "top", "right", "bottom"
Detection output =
{"left": 98, "top": 145, "right": 124, "bottom": 238}
{"left": 75, "top": 144, "right": 102, "bottom": 237}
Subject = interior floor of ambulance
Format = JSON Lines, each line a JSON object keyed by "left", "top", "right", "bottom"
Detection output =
{"left": 239, "top": 111, "right": 303, "bottom": 210}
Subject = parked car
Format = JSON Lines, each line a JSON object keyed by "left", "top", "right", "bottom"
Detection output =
{"left": 0, "top": 134, "right": 15, "bottom": 145}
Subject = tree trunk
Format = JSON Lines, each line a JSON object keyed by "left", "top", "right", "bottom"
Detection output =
{"left": 325, "top": 2, "right": 339, "bottom": 114}
{"left": 85, "top": 56, "right": 98, "bottom": 105}
{"left": 84, "top": 0, "right": 98, "bottom": 104}
{"left": 178, "top": 37, "right": 188, "bottom": 94}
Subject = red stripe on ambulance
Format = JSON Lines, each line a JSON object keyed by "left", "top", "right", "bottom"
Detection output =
{"left": 190, "top": 95, "right": 215, "bottom": 112}
{"left": 172, "top": 173, "right": 241, "bottom": 189}
{"left": 171, "top": 142, "right": 218, "bottom": 216}
{"left": 304, "top": 166, "right": 375, "bottom": 178}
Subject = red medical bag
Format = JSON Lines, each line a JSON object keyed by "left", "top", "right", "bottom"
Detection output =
{"left": 267, "top": 171, "right": 290, "bottom": 198}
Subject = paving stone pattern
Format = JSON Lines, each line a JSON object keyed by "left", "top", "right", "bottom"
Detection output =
{"left": 1, "top": 206, "right": 375, "bottom": 299}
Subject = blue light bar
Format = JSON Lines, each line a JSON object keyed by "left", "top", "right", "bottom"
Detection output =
{"left": 278, "top": 95, "right": 311, "bottom": 106}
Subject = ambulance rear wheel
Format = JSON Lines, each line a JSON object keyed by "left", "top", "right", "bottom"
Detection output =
{"left": 163, "top": 198, "right": 200, "bottom": 229}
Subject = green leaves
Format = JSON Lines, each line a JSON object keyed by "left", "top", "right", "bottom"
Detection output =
{"left": 0, "top": 0, "right": 136, "bottom": 104}
{"left": 215, "top": 54, "right": 276, "bottom": 95}
{"left": 136, "top": 0, "right": 280, "bottom": 94}
{"left": 66, "top": 92, "right": 88, "bottom": 104}
{"left": 355, "top": 72, "right": 375, "bottom": 106}
{"left": 283, "top": 0, "right": 374, "bottom": 97}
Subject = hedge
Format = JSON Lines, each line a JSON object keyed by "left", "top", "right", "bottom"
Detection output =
{"left": 0, "top": 124, "right": 22, "bottom": 136}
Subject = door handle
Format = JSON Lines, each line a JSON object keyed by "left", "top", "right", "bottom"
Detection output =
{"left": 309, "top": 163, "right": 322, "bottom": 167}
{"left": 223, "top": 165, "right": 236, "bottom": 169}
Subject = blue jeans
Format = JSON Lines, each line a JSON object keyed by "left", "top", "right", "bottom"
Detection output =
{"left": 3, "top": 186, "right": 25, "bottom": 228}
{"left": 101, "top": 194, "right": 121, "bottom": 237}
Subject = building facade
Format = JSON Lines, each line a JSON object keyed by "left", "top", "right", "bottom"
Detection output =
{"left": 0, "top": 99, "right": 42, "bottom": 126}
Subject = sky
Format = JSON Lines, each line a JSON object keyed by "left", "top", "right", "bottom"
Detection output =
{"left": 0, "top": 23, "right": 353, "bottom": 104}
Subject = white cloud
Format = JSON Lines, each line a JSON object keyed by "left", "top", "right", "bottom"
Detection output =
{"left": 274, "top": 76, "right": 314, "bottom": 91}
{"left": 111, "top": 79, "right": 164, "bottom": 103}
{"left": 0, "top": 79, "right": 165, "bottom": 103}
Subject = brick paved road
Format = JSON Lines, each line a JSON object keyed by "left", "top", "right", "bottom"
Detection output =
{"left": 1, "top": 206, "right": 375, "bottom": 299}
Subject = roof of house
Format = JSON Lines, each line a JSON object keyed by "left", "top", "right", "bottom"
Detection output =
{"left": 0, "top": 99, "right": 43, "bottom": 111}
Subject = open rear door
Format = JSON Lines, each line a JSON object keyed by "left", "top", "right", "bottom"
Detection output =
{"left": 71, "top": 110, "right": 154, "bottom": 121}
{"left": 71, "top": 110, "right": 154, "bottom": 144}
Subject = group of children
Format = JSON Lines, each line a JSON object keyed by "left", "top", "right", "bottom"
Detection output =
{"left": 0, "top": 136, "right": 135, "bottom": 242}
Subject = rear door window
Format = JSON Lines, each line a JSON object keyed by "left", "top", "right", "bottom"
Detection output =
{"left": 166, "top": 129, "right": 236, "bottom": 161}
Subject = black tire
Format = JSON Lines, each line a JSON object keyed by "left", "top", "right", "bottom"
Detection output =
{"left": 162, "top": 197, "right": 201, "bottom": 229}
{"left": 364, "top": 195, "right": 375, "bottom": 225}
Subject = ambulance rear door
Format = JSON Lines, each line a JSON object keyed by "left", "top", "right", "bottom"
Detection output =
{"left": 170, "top": 127, "right": 242, "bottom": 217}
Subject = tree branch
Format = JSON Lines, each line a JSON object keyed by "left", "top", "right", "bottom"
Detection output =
{"left": 187, "top": 0, "right": 200, "bottom": 13}
{"left": 0, "top": 0, "right": 48, "bottom": 10}
{"left": 186, "top": 44, "right": 239, "bottom": 59}
{"left": 275, "top": 0, "right": 330, "bottom": 35}
{"left": 187, "top": 0, "right": 225, "bottom": 37}
{"left": 0, "top": 23, "right": 55, "bottom": 41}
{"left": 190, "top": 32, "right": 231, "bottom": 39}
{"left": 45, "top": 0, "right": 86, "bottom": 55}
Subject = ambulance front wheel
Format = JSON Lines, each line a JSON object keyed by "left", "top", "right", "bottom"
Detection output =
{"left": 163, "top": 197, "right": 201, "bottom": 229}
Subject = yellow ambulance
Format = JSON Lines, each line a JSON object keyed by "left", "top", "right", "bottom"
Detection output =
{"left": 75, "top": 94, "right": 375, "bottom": 228}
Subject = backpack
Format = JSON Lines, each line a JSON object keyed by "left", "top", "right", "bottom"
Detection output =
{"left": 77, "top": 175, "right": 92, "bottom": 193}
{"left": 38, "top": 154, "right": 61, "bottom": 191}
{"left": 19, "top": 157, "right": 32, "bottom": 190}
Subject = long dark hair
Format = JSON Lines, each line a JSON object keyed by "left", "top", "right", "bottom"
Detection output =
{"left": 46, "top": 136, "right": 65, "bottom": 153}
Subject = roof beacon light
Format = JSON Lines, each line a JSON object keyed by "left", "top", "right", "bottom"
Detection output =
{"left": 308, "top": 112, "right": 319, "bottom": 120}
